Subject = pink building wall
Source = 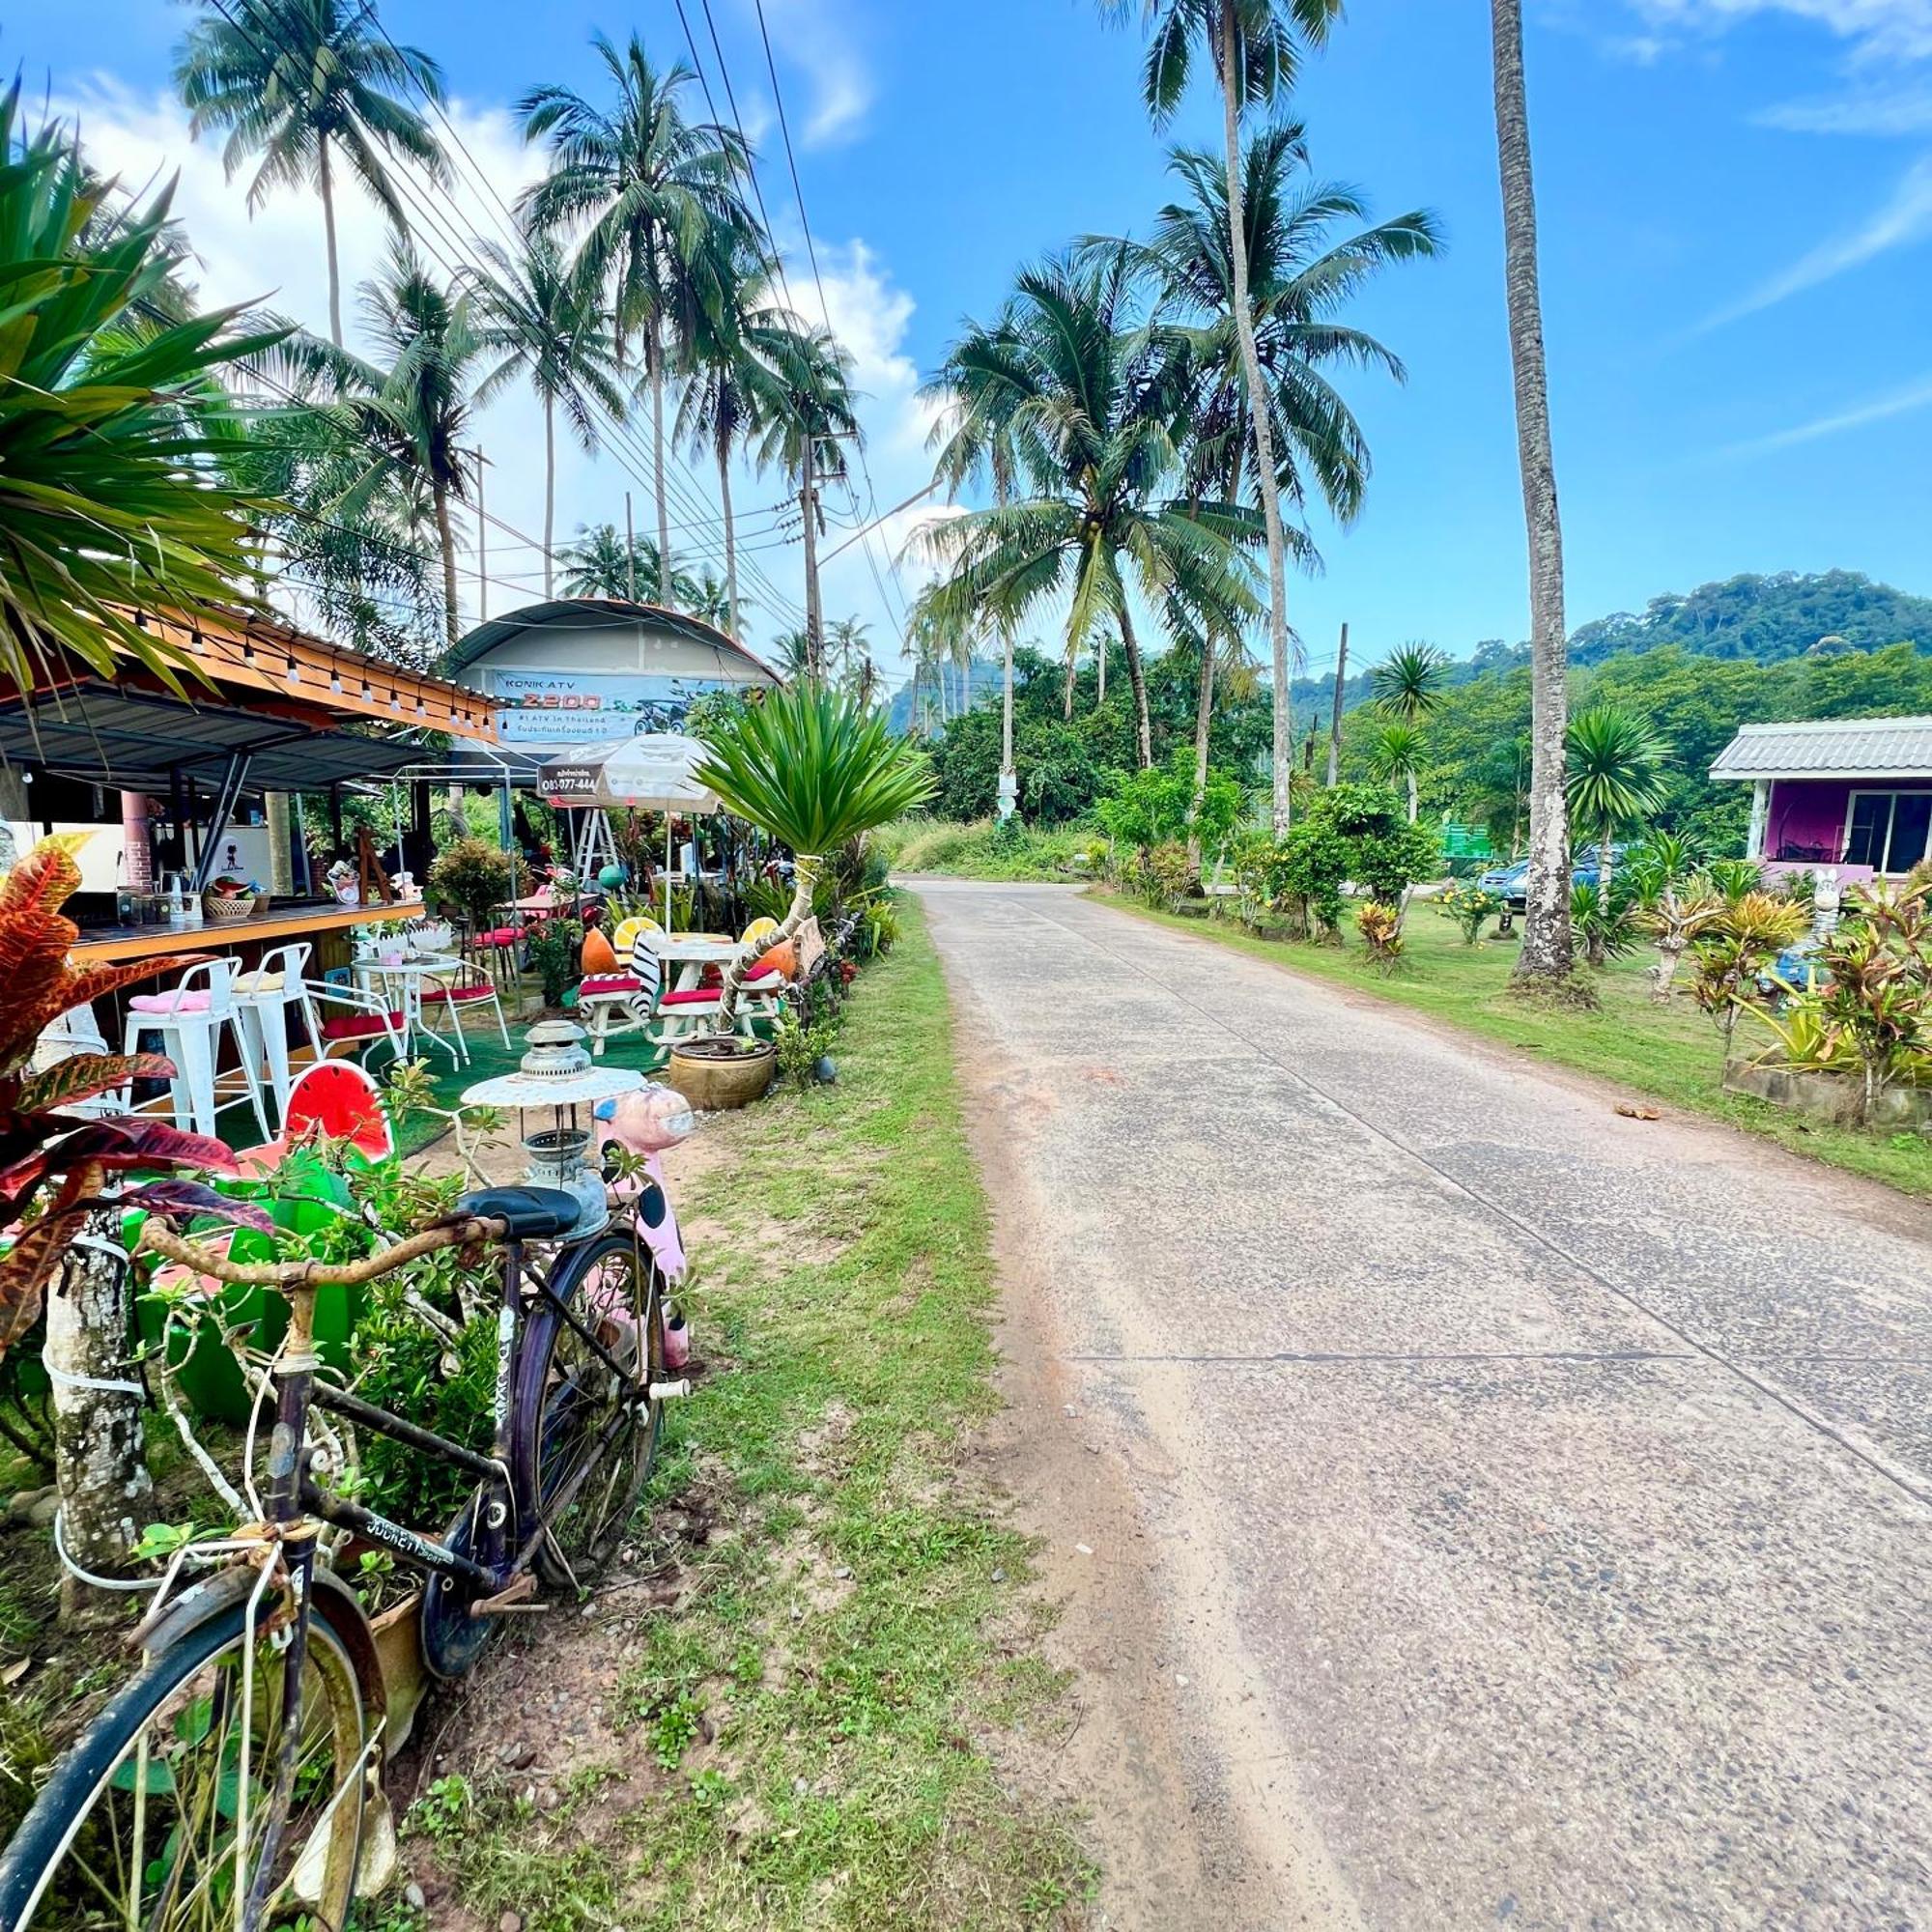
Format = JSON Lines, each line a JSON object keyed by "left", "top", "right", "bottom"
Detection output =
{"left": 1759, "top": 777, "right": 1932, "bottom": 885}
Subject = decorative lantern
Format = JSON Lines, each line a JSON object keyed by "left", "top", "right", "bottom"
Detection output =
{"left": 459, "top": 1020, "right": 643, "bottom": 1235}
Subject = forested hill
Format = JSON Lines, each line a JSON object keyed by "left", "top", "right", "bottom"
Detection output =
{"left": 1289, "top": 569, "right": 1932, "bottom": 713}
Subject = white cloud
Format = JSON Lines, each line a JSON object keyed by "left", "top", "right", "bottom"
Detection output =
{"left": 1696, "top": 152, "right": 1932, "bottom": 327}
{"left": 1627, "top": 0, "right": 1932, "bottom": 63}
{"left": 743, "top": 0, "right": 874, "bottom": 149}
{"left": 1756, "top": 82, "right": 1932, "bottom": 133}
{"left": 1719, "top": 370, "right": 1932, "bottom": 454}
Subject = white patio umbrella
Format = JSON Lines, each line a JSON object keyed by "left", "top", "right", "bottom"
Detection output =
{"left": 538, "top": 733, "right": 722, "bottom": 923}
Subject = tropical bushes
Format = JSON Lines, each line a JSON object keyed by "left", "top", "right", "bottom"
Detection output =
{"left": 428, "top": 837, "right": 515, "bottom": 928}
{"left": 1230, "top": 784, "right": 1439, "bottom": 939}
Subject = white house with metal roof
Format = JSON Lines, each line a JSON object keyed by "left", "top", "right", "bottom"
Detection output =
{"left": 1711, "top": 716, "right": 1932, "bottom": 883}
{"left": 444, "top": 597, "right": 781, "bottom": 780}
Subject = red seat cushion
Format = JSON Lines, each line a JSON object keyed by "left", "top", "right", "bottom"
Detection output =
{"left": 580, "top": 975, "right": 642, "bottom": 997}
{"left": 320, "top": 1011, "right": 403, "bottom": 1042}
{"left": 743, "top": 964, "right": 780, "bottom": 984}
{"left": 421, "top": 983, "right": 496, "bottom": 1004}
{"left": 659, "top": 988, "right": 721, "bottom": 1009}
{"left": 475, "top": 928, "right": 520, "bottom": 947}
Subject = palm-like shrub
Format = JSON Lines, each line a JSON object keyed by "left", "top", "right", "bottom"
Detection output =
{"left": 1564, "top": 705, "right": 1671, "bottom": 898}
{"left": 694, "top": 687, "right": 934, "bottom": 1023}
{"left": 0, "top": 83, "right": 284, "bottom": 694}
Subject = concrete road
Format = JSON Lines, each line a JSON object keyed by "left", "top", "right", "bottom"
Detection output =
{"left": 916, "top": 880, "right": 1932, "bottom": 1931}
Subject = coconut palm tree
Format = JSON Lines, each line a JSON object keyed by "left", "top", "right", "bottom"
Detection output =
{"left": 271, "top": 243, "right": 483, "bottom": 648}
{"left": 556, "top": 522, "right": 693, "bottom": 605}
{"left": 1105, "top": 0, "right": 1344, "bottom": 830}
{"left": 678, "top": 243, "right": 792, "bottom": 639}
{"left": 753, "top": 325, "right": 862, "bottom": 681}
{"left": 1564, "top": 705, "right": 1669, "bottom": 902}
{"left": 0, "top": 83, "right": 287, "bottom": 695}
{"left": 1492, "top": 0, "right": 1575, "bottom": 988}
{"left": 683, "top": 565, "right": 741, "bottom": 632}
{"left": 1366, "top": 722, "right": 1426, "bottom": 827}
{"left": 924, "top": 309, "right": 1028, "bottom": 809}
{"left": 518, "top": 36, "right": 756, "bottom": 584}
{"left": 695, "top": 684, "right": 933, "bottom": 1026}
{"left": 174, "top": 0, "right": 448, "bottom": 347}
{"left": 473, "top": 234, "right": 627, "bottom": 597}
{"left": 769, "top": 627, "right": 814, "bottom": 680}
{"left": 1123, "top": 124, "right": 1438, "bottom": 536}
{"left": 923, "top": 250, "right": 1259, "bottom": 769}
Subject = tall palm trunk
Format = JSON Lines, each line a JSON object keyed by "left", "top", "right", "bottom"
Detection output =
{"left": 1492, "top": 0, "right": 1574, "bottom": 985}
{"left": 716, "top": 426, "right": 740, "bottom": 637}
{"left": 801, "top": 440, "right": 823, "bottom": 680}
{"left": 645, "top": 322, "right": 671, "bottom": 595}
{"left": 1189, "top": 635, "right": 1216, "bottom": 867}
{"left": 1218, "top": 0, "right": 1293, "bottom": 835}
{"left": 318, "top": 134, "right": 343, "bottom": 349}
{"left": 433, "top": 474, "right": 461, "bottom": 651}
{"left": 1063, "top": 650, "right": 1076, "bottom": 721}
{"left": 1095, "top": 635, "right": 1107, "bottom": 707}
{"left": 1407, "top": 770, "right": 1418, "bottom": 824}
{"left": 1118, "top": 606, "right": 1153, "bottom": 768}
{"left": 542, "top": 392, "right": 556, "bottom": 599}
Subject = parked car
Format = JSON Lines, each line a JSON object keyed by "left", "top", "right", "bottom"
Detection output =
{"left": 1482, "top": 847, "right": 1631, "bottom": 912}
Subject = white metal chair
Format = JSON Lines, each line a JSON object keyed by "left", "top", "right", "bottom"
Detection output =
{"left": 415, "top": 955, "right": 513, "bottom": 1066}
{"left": 303, "top": 967, "right": 409, "bottom": 1069}
{"left": 121, "top": 958, "right": 271, "bottom": 1145}
{"left": 233, "top": 942, "right": 324, "bottom": 1130}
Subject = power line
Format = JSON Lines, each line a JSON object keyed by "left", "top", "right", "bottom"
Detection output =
{"left": 233, "top": 0, "right": 805, "bottom": 628}
{"left": 746, "top": 0, "right": 910, "bottom": 642}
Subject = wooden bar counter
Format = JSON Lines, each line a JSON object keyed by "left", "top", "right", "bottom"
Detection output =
{"left": 72, "top": 899, "right": 416, "bottom": 968}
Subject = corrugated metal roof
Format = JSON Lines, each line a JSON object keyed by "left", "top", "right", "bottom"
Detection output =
{"left": 1710, "top": 716, "right": 1932, "bottom": 780}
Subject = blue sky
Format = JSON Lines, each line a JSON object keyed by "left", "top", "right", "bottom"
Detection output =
{"left": 15, "top": 0, "right": 1932, "bottom": 696}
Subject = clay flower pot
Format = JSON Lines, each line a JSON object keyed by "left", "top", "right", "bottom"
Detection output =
{"left": 668, "top": 1036, "right": 777, "bottom": 1110}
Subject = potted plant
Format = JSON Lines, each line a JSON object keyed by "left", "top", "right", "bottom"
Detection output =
{"left": 683, "top": 686, "right": 934, "bottom": 1106}
{"left": 427, "top": 837, "right": 514, "bottom": 931}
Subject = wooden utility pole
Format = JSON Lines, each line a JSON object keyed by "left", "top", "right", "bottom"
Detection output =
{"left": 1326, "top": 622, "right": 1350, "bottom": 787}
{"left": 625, "top": 492, "right": 638, "bottom": 603}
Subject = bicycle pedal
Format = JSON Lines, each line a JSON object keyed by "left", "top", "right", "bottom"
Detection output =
{"left": 468, "top": 1574, "right": 546, "bottom": 1619}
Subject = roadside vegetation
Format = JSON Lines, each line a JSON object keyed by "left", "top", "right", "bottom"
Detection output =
{"left": 394, "top": 900, "right": 1093, "bottom": 1928}
{"left": 1100, "top": 886, "right": 1932, "bottom": 1201}
{"left": 876, "top": 817, "right": 1094, "bottom": 882}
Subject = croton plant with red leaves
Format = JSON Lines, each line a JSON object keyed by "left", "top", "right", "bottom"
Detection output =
{"left": 0, "top": 844, "right": 267, "bottom": 1357}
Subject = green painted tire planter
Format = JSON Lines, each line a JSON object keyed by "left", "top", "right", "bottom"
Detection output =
{"left": 132, "top": 1150, "right": 364, "bottom": 1426}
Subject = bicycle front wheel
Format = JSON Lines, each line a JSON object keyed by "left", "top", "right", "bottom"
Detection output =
{"left": 517, "top": 1230, "right": 667, "bottom": 1591}
{"left": 0, "top": 1584, "right": 369, "bottom": 1931}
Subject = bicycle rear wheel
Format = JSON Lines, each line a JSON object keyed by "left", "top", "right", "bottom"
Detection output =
{"left": 516, "top": 1230, "right": 666, "bottom": 1592}
{"left": 0, "top": 1583, "right": 368, "bottom": 1930}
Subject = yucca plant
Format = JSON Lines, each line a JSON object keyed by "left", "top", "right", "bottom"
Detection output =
{"left": 0, "top": 82, "right": 285, "bottom": 695}
{"left": 1564, "top": 704, "right": 1671, "bottom": 901}
{"left": 693, "top": 686, "right": 934, "bottom": 1026}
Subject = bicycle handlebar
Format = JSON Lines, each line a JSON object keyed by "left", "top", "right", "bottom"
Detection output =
{"left": 137, "top": 1214, "right": 506, "bottom": 1290}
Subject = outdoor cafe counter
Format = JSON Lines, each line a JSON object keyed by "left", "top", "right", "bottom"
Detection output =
{"left": 71, "top": 900, "right": 416, "bottom": 966}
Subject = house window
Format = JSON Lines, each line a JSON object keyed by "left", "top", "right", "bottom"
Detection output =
{"left": 1843, "top": 791, "right": 1932, "bottom": 872}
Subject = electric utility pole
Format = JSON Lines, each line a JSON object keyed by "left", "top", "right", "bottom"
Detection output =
{"left": 1326, "top": 622, "right": 1350, "bottom": 787}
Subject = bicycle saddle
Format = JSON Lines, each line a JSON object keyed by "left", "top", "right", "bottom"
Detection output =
{"left": 454, "top": 1185, "right": 582, "bottom": 1240}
